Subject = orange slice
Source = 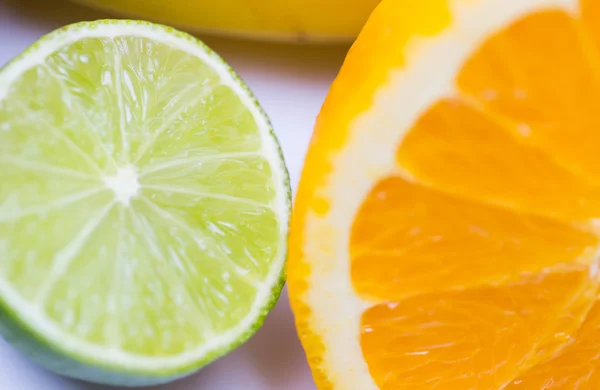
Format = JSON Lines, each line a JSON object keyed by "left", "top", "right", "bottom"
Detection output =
{"left": 288, "top": 0, "right": 600, "bottom": 388}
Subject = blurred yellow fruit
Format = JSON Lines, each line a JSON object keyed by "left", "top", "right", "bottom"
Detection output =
{"left": 75, "top": 0, "right": 381, "bottom": 42}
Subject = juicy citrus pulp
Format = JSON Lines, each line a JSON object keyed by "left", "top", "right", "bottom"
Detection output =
{"left": 0, "top": 20, "right": 290, "bottom": 386}
{"left": 288, "top": 0, "right": 600, "bottom": 389}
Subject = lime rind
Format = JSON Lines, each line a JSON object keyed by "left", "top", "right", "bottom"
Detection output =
{"left": 0, "top": 269, "right": 287, "bottom": 386}
{"left": 0, "top": 20, "right": 291, "bottom": 385}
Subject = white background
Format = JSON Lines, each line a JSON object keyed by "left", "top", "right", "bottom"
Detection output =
{"left": 0, "top": 0, "right": 350, "bottom": 388}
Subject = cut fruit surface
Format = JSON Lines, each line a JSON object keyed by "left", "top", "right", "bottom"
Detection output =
{"left": 351, "top": 177, "right": 599, "bottom": 301}
{"left": 361, "top": 270, "right": 597, "bottom": 389}
{"left": 0, "top": 20, "right": 290, "bottom": 386}
{"left": 288, "top": 0, "right": 600, "bottom": 389}
{"left": 507, "top": 296, "right": 600, "bottom": 388}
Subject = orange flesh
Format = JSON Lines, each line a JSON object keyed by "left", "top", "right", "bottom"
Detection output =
{"left": 458, "top": 10, "right": 600, "bottom": 183}
{"left": 508, "top": 297, "right": 600, "bottom": 388}
{"left": 351, "top": 4, "right": 600, "bottom": 388}
{"left": 397, "top": 99, "right": 600, "bottom": 220}
{"left": 361, "top": 271, "right": 596, "bottom": 389}
{"left": 351, "top": 177, "right": 598, "bottom": 301}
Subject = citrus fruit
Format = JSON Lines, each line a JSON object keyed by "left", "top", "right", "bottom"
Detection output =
{"left": 288, "top": 0, "right": 600, "bottom": 388}
{"left": 74, "top": 0, "right": 381, "bottom": 43}
{"left": 0, "top": 20, "right": 290, "bottom": 386}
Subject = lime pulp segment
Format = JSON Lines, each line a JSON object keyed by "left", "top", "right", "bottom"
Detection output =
{"left": 0, "top": 20, "right": 290, "bottom": 383}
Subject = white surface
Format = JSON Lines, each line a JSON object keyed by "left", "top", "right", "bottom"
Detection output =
{"left": 0, "top": 0, "right": 349, "bottom": 388}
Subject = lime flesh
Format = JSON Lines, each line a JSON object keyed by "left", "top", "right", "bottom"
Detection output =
{"left": 0, "top": 20, "right": 290, "bottom": 386}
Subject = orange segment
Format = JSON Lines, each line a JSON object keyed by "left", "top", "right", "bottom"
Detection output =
{"left": 351, "top": 176, "right": 598, "bottom": 301}
{"left": 581, "top": 0, "right": 600, "bottom": 54}
{"left": 457, "top": 10, "right": 600, "bottom": 182}
{"left": 396, "top": 99, "right": 600, "bottom": 220}
{"left": 360, "top": 270, "right": 598, "bottom": 389}
{"left": 508, "top": 297, "right": 600, "bottom": 389}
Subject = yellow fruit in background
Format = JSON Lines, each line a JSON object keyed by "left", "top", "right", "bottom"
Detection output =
{"left": 75, "top": 0, "right": 381, "bottom": 42}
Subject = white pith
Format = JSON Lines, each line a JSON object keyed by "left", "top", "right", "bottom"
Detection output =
{"left": 0, "top": 22, "right": 290, "bottom": 371}
{"left": 301, "top": 0, "right": 579, "bottom": 388}
{"left": 104, "top": 166, "right": 140, "bottom": 206}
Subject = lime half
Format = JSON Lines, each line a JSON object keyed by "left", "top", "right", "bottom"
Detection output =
{"left": 0, "top": 20, "right": 290, "bottom": 386}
